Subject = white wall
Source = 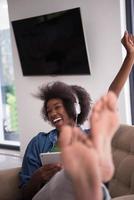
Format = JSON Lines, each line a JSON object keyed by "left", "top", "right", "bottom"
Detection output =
{"left": 7, "top": 0, "right": 129, "bottom": 155}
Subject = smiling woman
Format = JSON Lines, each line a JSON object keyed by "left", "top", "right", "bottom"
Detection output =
{"left": 20, "top": 30, "right": 134, "bottom": 199}
{"left": 20, "top": 81, "right": 91, "bottom": 199}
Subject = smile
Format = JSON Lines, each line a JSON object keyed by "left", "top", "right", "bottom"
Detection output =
{"left": 53, "top": 117, "right": 62, "bottom": 123}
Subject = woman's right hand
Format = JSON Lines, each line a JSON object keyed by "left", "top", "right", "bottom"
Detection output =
{"left": 22, "top": 163, "right": 62, "bottom": 200}
{"left": 39, "top": 163, "right": 62, "bottom": 184}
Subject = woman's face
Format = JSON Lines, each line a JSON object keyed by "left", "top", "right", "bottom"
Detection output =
{"left": 47, "top": 98, "right": 74, "bottom": 131}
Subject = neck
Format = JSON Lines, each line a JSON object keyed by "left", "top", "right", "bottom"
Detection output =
{"left": 57, "top": 121, "right": 77, "bottom": 134}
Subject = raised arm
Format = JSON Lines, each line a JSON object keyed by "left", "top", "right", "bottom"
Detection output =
{"left": 108, "top": 31, "right": 134, "bottom": 97}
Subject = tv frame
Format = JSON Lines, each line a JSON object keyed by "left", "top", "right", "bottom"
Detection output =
{"left": 12, "top": 7, "right": 90, "bottom": 76}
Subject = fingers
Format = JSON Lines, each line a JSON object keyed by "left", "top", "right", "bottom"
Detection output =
{"left": 122, "top": 30, "right": 134, "bottom": 47}
{"left": 42, "top": 163, "right": 62, "bottom": 170}
{"left": 40, "top": 164, "right": 62, "bottom": 183}
{"left": 42, "top": 168, "right": 60, "bottom": 182}
{"left": 128, "top": 33, "right": 134, "bottom": 46}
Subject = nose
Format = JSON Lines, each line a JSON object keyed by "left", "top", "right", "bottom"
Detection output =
{"left": 50, "top": 108, "right": 57, "bottom": 118}
{"left": 49, "top": 109, "right": 58, "bottom": 123}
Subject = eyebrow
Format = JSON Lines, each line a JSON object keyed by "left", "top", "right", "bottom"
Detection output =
{"left": 47, "top": 102, "right": 62, "bottom": 110}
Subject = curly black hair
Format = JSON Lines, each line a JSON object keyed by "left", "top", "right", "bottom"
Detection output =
{"left": 36, "top": 81, "right": 92, "bottom": 125}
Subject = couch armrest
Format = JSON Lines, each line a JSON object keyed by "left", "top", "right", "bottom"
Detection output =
{"left": 0, "top": 167, "right": 22, "bottom": 200}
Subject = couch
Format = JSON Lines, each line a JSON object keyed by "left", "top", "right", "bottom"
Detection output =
{"left": 109, "top": 124, "right": 134, "bottom": 199}
{"left": 0, "top": 124, "right": 134, "bottom": 200}
{"left": 0, "top": 167, "right": 22, "bottom": 200}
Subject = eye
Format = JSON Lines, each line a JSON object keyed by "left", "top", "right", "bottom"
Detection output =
{"left": 55, "top": 104, "right": 63, "bottom": 110}
{"left": 47, "top": 108, "right": 52, "bottom": 115}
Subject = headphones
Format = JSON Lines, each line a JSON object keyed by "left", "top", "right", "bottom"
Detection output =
{"left": 74, "top": 94, "right": 81, "bottom": 115}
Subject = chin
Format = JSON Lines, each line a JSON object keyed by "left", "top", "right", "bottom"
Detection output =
{"left": 56, "top": 124, "right": 65, "bottom": 131}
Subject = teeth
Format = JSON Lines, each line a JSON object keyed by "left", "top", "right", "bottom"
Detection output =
{"left": 53, "top": 118, "right": 62, "bottom": 123}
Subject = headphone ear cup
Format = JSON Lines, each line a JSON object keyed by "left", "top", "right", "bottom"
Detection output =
{"left": 75, "top": 102, "right": 81, "bottom": 115}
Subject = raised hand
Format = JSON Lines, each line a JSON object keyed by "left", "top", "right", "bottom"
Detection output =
{"left": 121, "top": 31, "right": 134, "bottom": 54}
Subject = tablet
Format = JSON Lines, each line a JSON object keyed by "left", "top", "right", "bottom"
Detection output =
{"left": 40, "top": 152, "right": 61, "bottom": 165}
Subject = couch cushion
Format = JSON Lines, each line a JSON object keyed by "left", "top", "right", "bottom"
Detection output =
{"left": 109, "top": 124, "right": 134, "bottom": 198}
{"left": 0, "top": 167, "right": 22, "bottom": 200}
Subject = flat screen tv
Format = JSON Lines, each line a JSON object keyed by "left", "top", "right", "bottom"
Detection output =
{"left": 12, "top": 7, "right": 90, "bottom": 76}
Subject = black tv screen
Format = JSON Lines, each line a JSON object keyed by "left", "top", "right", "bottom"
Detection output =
{"left": 12, "top": 7, "right": 90, "bottom": 76}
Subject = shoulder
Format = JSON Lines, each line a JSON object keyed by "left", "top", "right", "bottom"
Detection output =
{"left": 26, "top": 129, "right": 58, "bottom": 152}
{"left": 27, "top": 132, "right": 46, "bottom": 147}
{"left": 31, "top": 129, "right": 57, "bottom": 142}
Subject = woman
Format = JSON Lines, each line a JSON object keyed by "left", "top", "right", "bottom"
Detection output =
{"left": 20, "top": 31, "right": 134, "bottom": 199}
{"left": 20, "top": 81, "right": 91, "bottom": 199}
